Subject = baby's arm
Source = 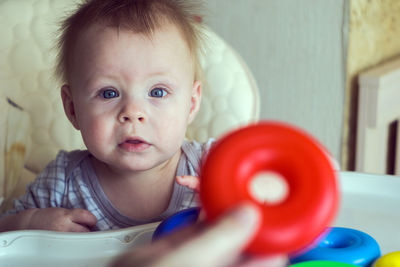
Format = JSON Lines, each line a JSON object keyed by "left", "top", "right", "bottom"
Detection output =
{"left": 0, "top": 207, "right": 97, "bottom": 232}
{"left": 0, "top": 151, "right": 98, "bottom": 232}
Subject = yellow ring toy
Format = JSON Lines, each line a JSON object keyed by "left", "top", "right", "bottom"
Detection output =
{"left": 374, "top": 251, "right": 400, "bottom": 267}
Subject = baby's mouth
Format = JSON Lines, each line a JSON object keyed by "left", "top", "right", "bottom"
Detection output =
{"left": 119, "top": 138, "right": 151, "bottom": 151}
{"left": 126, "top": 139, "right": 145, "bottom": 144}
{"left": 121, "top": 136, "right": 149, "bottom": 145}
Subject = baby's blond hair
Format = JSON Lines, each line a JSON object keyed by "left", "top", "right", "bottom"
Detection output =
{"left": 56, "top": 0, "right": 204, "bottom": 84}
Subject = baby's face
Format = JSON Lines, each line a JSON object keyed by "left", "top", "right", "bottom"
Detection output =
{"left": 62, "top": 23, "right": 201, "bottom": 173}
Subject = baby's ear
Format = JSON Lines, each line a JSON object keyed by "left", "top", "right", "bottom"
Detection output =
{"left": 188, "top": 80, "right": 202, "bottom": 124}
{"left": 61, "top": 85, "right": 80, "bottom": 130}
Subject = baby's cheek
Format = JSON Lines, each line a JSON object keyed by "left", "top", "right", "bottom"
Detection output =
{"left": 165, "top": 118, "right": 187, "bottom": 135}
{"left": 157, "top": 120, "right": 187, "bottom": 151}
{"left": 82, "top": 118, "right": 114, "bottom": 147}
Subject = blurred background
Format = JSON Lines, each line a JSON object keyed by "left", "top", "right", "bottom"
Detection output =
{"left": 204, "top": 0, "right": 400, "bottom": 173}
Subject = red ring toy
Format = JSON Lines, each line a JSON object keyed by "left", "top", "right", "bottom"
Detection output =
{"left": 199, "top": 121, "right": 339, "bottom": 255}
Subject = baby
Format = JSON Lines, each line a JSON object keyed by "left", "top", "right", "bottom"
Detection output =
{"left": 0, "top": 0, "right": 212, "bottom": 232}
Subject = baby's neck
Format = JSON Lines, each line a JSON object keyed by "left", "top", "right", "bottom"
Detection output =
{"left": 90, "top": 150, "right": 182, "bottom": 220}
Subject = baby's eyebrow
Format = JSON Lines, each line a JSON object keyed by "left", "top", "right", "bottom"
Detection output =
{"left": 143, "top": 70, "right": 175, "bottom": 80}
{"left": 144, "top": 72, "right": 180, "bottom": 86}
{"left": 81, "top": 71, "right": 119, "bottom": 88}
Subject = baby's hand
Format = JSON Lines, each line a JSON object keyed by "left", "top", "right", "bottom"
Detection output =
{"left": 176, "top": 175, "right": 200, "bottom": 192}
{"left": 27, "top": 208, "right": 97, "bottom": 232}
{"left": 176, "top": 175, "right": 205, "bottom": 221}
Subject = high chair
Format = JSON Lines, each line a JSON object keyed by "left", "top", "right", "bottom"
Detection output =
{"left": 0, "top": 1, "right": 259, "bottom": 266}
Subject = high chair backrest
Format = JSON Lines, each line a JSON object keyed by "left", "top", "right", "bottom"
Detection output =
{"left": 0, "top": 0, "right": 259, "bottom": 209}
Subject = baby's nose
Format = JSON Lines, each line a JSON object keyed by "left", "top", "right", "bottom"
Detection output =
{"left": 118, "top": 103, "right": 146, "bottom": 123}
{"left": 119, "top": 112, "right": 145, "bottom": 123}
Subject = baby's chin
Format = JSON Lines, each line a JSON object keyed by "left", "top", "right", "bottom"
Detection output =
{"left": 110, "top": 156, "right": 176, "bottom": 174}
{"left": 90, "top": 146, "right": 181, "bottom": 173}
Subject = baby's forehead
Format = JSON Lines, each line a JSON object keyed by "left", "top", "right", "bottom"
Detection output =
{"left": 67, "top": 21, "right": 196, "bottom": 84}
{"left": 76, "top": 22, "right": 194, "bottom": 61}
{"left": 81, "top": 21, "right": 190, "bottom": 46}
{"left": 66, "top": 21, "right": 200, "bottom": 84}
{"left": 79, "top": 22, "right": 194, "bottom": 60}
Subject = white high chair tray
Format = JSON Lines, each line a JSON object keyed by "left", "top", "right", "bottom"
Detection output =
{"left": 0, "top": 171, "right": 399, "bottom": 266}
{"left": 0, "top": 222, "right": 159, "bottom": 267}
{"left": 334, "top": 171, "right": 400, "bottom": 254}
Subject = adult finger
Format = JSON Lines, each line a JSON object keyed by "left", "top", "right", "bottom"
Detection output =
{"left": 155, "top": 203, "right": 262, "bottom": 267}
{"left": 238, "top": 255, "right": 288, "bottom": 267}
{"left": 110, "top": 221, "right": 202, "bottom": 266}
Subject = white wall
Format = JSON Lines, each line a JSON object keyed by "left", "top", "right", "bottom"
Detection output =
{"left": 204, "top": 0, "right": 348, "bottom": 163}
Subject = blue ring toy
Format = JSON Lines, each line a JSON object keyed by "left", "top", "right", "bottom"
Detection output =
{"left": 152, "top": 207, "right": 200, "bottom": 241}
{"left": 290, "top": 227, "right": 381, "bottom": 266}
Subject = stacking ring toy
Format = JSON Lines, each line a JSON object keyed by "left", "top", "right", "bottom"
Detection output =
{"left": 152, "top": 207, "right": 200, "bottom": 241}
{"left": 199, "top": 122, "right": 339, "bottom": 255}
{"left": 374, "top": 251, "right": 400, "bottom": 267}
{"left": 290, "top": 227, "right": 381, "bottom": 266}
{"left": 289, "top": 261, "right": 357, "bottom": 267}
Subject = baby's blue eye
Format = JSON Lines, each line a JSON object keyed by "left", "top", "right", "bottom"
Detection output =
{"left": 149, "top": 88, "right": 167, "bottom": 98}
{"left": 102, "top": 89, "right": 119, "bottom": 99}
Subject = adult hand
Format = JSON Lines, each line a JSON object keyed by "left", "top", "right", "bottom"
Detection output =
{"left": 111, "top": 204, "right": 287, "bottom": 267}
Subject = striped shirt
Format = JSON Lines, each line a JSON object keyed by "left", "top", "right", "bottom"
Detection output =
{"left": 2, "top": 139, "right": 214, "bottom": 231}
